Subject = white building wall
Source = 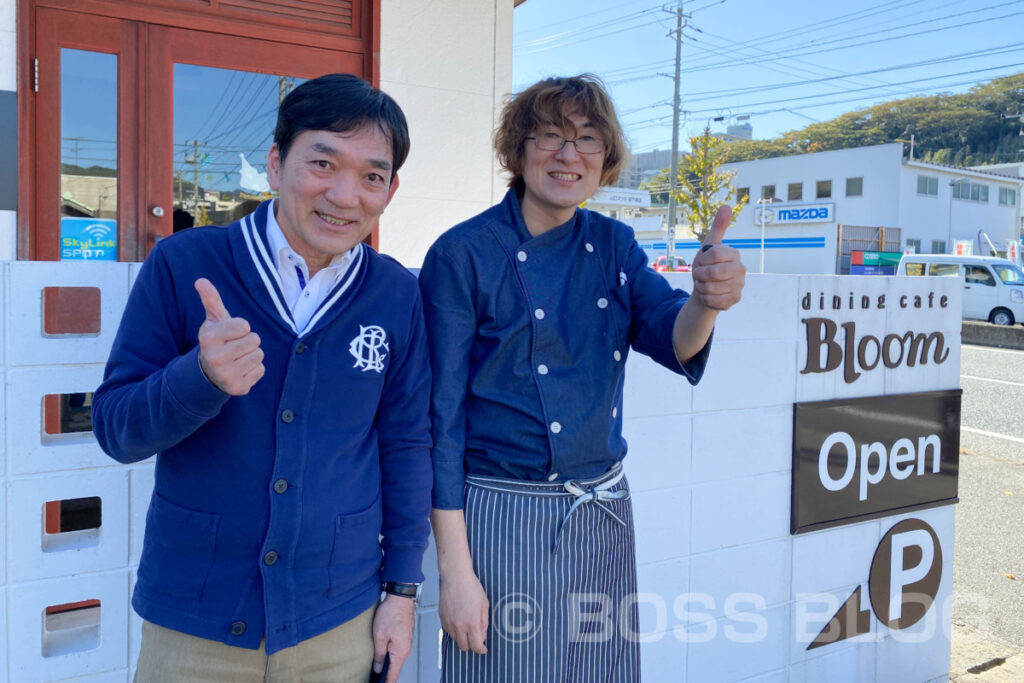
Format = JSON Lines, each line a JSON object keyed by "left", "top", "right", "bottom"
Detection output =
{"left": 899, "top": 162, "right": 1021, "bottom": 252}
{"left": 378, "top": 0, "right": 511, "bottom": 269}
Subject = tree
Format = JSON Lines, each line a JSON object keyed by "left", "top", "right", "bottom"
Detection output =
{"left": 673, "top": 127, "right": 748, "bottom": 242}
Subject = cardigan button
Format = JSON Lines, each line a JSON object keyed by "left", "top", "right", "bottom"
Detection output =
{"left": 281, "top": 409, "right": 295, "bottom": 423}
{"left": 550, "top": 421, "right": 562, "bottom": 434}
{"left": 517, "top": 250, "right": 527, "bottom": 262}
{"left": 613, "top": 350, "right": 622, "bottom": 362}
{"left": 273, "top": 479, "right": 289, "bottom": 494}
{"left": 296, "top": 342, "right": 307, "bottom": 354}
{"left": 537, "top": 364, "right": 549, "bottom": 375}
{"left": 597, "top": 298, "right": 608, "bottom": 309}
{"left": 264, "top": 550, "right": 279, "bottom": 566}
{"left": 612, "top": 407, "right": 618, "bottom": 418}
{"left": 230, "top": 621, "right": 246, "bottom": 636}
{"left": 547, "top": 472, "right": 559, "bottom": 481}
{"left": 534, "top": 308, "right": 545, "bottom": 320}
{"left": 585, "top": 243, "right": 594, "bottom": 253}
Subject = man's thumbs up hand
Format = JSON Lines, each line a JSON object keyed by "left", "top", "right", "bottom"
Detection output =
{"left": 691, "top": 204, "right": 746, "bottom": 312}
{"left": 195, "top": 278, "right": 265, "bottom": 395}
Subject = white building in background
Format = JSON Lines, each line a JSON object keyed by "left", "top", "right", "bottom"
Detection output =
{"left": 641, "top": 143, "right": 1023, "bottom": 275}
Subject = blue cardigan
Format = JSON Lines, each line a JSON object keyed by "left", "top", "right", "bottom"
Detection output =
{"left": 92, "top": 201, "right": 432, "bottom": 653}
{"left": 420, "top": 188, "right": 709, "bottom": 510}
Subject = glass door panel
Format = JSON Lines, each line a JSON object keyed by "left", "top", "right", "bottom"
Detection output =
{"left": 171, "top": 65, "right": 305, "bottom": 230}
{"left": 59, "top": 49, "right": 118, "bottom": 260}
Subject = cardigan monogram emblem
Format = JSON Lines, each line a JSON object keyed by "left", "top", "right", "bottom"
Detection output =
{"left": 349, "top": 325, "right": 389, "bottom": 373}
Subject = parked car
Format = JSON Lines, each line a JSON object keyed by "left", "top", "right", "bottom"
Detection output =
{"left": 897, "top": 253, "right": 1024, "bottom": 325}
{"left": 651, "top": 255, "right": 690, "bottom": 272}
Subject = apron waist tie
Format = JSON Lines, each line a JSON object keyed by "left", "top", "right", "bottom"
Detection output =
{"left": 553, "top": 466, "right": 629, "bottom": 552}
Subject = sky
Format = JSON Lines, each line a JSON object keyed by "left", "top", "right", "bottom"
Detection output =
{"left": 513, "top": 0, "right": 1024, "bottom": 156}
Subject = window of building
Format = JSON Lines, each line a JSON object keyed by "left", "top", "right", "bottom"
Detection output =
{"left": 917, "top": 175, "right": 938, "bottom": 197}
{"left": 760, "top": 185, "right": 776, "bottom": 200}
{"left": 816, "top": 180, "right": 832, "bottom": 199}
{"left": 931, "top": 240, "right": 946, "bottom": 254}
{"left": 737, "top": 187, "right": 750, "bottom": 203}
{"left": 999, "top": 187, "right": 1017, "bottom": 206}
{"left": 952, "top": 181, "right": 989, "bottom": 203}
{"left": 845, "top": 177, "right": 863, "bottom": 197}
{"left": 787, "top": 182, "right": 802, "bottom": 201}
{"left": 906, "top": 238, "right": 921, "bottom": 254}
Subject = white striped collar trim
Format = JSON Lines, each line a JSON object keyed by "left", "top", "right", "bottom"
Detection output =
{"left": 240, "top": 208, "right": 365, "bottom": 337}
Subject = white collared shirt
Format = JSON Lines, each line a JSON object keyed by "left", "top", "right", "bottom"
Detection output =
{"left": 265, "top": 201, "right": 355, "bottom": 332}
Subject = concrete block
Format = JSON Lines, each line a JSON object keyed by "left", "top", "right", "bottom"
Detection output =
{"left": 128, "top": 572, "right": 141, "bottom": 680}
{"left": 5, "top": 366, "right": 111, "bottom": 475}
{"left": 665, "top": 273, "right": 799, "bottom": 342}
{"left": 685, "top": 603, "right": 790, "bottom": 683}
{"left": 57, "top": 670, "right": 130, "bottom": 683}
{"left": 790, "top": 584, "right": 878, "bottom": 662}
{"left": 5, "top": 261, "right": 131, "bottom": 367}
{"left": 691, "top": 407, "right": 791, "bottom": 483}
{"left": 622, "top": 415, "right": 691, "bottom": 492}
{"left": 962, "top": 319, "right": 1024, "bottom": 350}
{"left": 0, "top": 482, "right": 6, "bottom": 586}
{"left": 875, "top": 621, "right": 951, "bottom": 683}
{"left": 0, "top": 587, "right": 6, "bottom": 678}
{"left": 7, "top": 469, "right": 130, "bottom": 582}
{"left": 689, "top": 539, "right": 792, "bottom": 620}
{"left": 636, "top": 559, "right": 689, "bottom": 638}
{"left": 690, "top": 472, "right": 790, "bottom": 553}
{"left": 696, "top": 339, "right": 797, "bottom": 412}
{"left": 738, "top": 668, "right": 788, "bottom": 683}
{"left": 639, "top": 630, "right": 686, "bottom": 682}
{"left": 415, "top": 609, "right": 443, "bottom": 681}
{"left": 7, "top": 570, "right": 129, "bottom": 681}
{"left": 418, "top": 532, "right": 439, "bottom": 608}
{"left": 623, "top": 352, "right": 694, "bottom": 419}
{"left": 792, "top": 519, "right": 882, "bottom": 595}
{"left": 788, "top": 641, "right": 875, "bottom": 683}
{"left": 129, "top": 466, "right": 155, "bottom": 567}
{"left": 633, "top": 488, "right": 690, "bottom": 565}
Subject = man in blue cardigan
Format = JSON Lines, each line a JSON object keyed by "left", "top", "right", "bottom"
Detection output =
{"left": 92, "top": 74, "right": 432, "bottom": 682}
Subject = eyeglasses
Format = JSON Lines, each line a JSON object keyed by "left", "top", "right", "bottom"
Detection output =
{"left": 525, "top": 132, "right": 606, "bottom": 155}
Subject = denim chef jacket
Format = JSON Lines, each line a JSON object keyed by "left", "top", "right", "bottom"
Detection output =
{"left": 420, "top": 187, "right": 710, "bottom": 510}
{"left": 92, "top": 201, "right": 432, "bottom": 653}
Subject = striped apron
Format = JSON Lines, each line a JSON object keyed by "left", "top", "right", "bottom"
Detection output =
{"left": 440, "top": 464, "right": 642, "bottom": 682}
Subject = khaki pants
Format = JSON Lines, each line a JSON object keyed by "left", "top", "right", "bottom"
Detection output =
{"left": 134, "top": 605, "right": 376, "bottom": 683}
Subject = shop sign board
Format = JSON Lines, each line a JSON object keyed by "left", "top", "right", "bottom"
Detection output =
{"left": 791, "top": 390, "right": 960, "bottom": 534}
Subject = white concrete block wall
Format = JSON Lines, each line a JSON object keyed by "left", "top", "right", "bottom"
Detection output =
{"left": 1, "top": 261, "right": 145, "bottom": 682}
{"left": 1, "top": 262, "right": 957, "bottom": 681}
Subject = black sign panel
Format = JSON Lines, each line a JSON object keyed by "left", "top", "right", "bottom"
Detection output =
{"left": 792, "top": 390, "right": 960, "bottom": 534}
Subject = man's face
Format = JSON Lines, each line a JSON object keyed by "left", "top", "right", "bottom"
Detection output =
{"left": 519, "top": 112, "right": 605, "bottom": 225}
{"left": 267, "top": 126, "right": 399, "bottom": 271}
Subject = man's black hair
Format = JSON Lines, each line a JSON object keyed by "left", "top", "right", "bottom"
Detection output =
{"left": 273, "top": 73, "right": 410, "bottom": 177}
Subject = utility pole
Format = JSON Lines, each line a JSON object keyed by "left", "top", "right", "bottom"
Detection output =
{"left": 665, "top": 1, "right": 684, "bottom": 265}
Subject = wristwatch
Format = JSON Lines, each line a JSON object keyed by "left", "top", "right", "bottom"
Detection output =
{"left": 382, "top": 581, "right": 422, "bottom": 604}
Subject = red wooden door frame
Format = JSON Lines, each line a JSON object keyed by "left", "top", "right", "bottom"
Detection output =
{"left": 19, "top": 0, "right": 380, "bottom": 261}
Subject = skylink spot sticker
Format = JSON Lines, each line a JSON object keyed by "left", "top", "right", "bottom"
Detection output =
{"left": 809, "top": 518, "right": 942, "bottom": 649}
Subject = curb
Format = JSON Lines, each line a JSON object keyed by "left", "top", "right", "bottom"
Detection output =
{"left": 961, "top": 321, "right": 1024, "bottom": 350}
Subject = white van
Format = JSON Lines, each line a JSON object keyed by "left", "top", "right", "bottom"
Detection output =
{"left": 897, "top": 254, "right": 1024, "bottom": 325}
